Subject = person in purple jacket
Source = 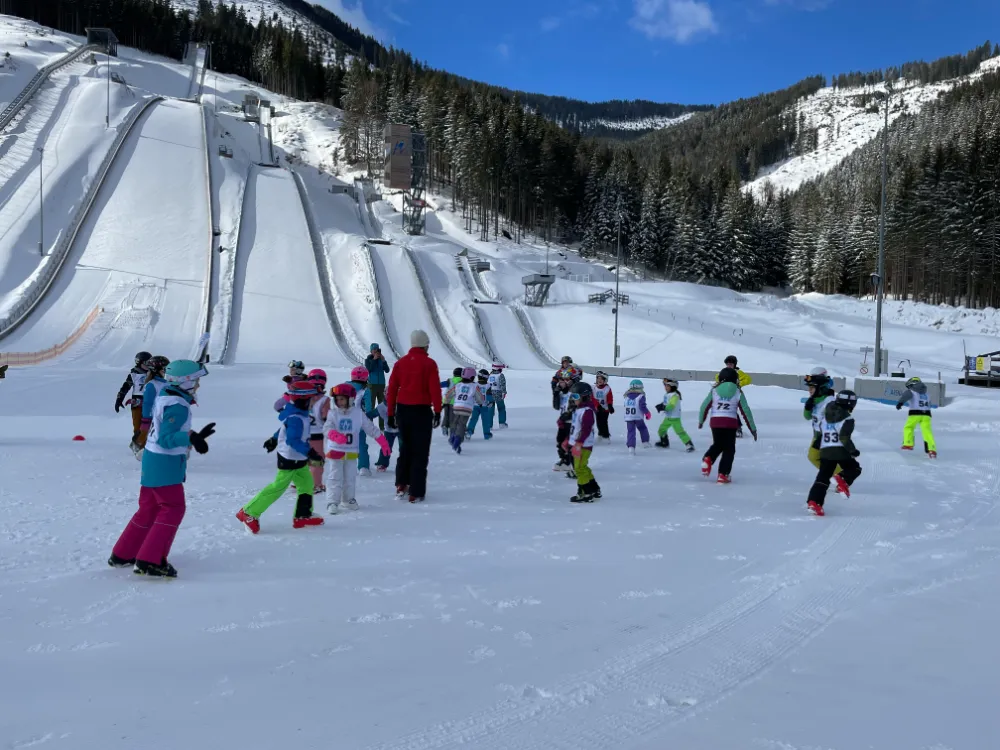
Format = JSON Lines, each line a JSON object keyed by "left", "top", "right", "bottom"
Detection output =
{"left": 622, "top": 379, "right": 653, "bottom": 454}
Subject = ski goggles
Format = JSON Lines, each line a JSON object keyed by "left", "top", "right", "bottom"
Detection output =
{"left": 568, "top": 392, "right": 582, "bottom": 403}
{"left": 288, "top": 360, "right": 304, "bottom": 370}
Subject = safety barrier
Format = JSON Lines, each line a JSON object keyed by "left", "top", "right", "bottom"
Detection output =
{"left": 510, "top": 301, "right": 561, "bottom": 369}
{"left": 354, "top": 179, "right": 382, "bottom": 238}
{"left": 219, "top": 162, "right": 254, "bottom": 364}
{"left": 0, "top": 306, "right": 101, "bottom": 366}
{"left": 575, "top": 365, "right": 848, "bottom": 393}
{"left": 0, "top": 96, "right": 164, "bottom": 342}
{"left": 362, "top": 242, "right": 403, "bottom": 359}
{"left": 401, "top": 246, "right": 485, "bottom": 367}
{"left": 0, "top": 43, "right": 101, "bottom": 133}
{"left": 854, "top": 378, "right": 945, "bottom": 408}
{"left": 290, "top": 168, "right": 364, "bottom": 364}
{"left": 197, "top": 101, "right": 215, "bottom": 362}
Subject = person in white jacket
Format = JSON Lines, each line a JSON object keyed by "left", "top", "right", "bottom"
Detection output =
{"left": 323, "top": 383, "right": 391, "bottom": 513}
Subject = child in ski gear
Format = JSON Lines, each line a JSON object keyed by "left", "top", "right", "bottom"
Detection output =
{"left": 0, "top": 363, "right": 7, "bottom": 379}
{"left": 116, "top": 351, "right": 152, "bottom": 455}
{"left": 307, "top": 369, "right": 330, "bottom": 492}
{"left": 364, "top": 343, "right": 391, "bottom": 417}
{"left": 807, "top": 390, "right": 862, "bottom": 516}
{"left": 136, "top": 355, "right": 170, "bottom": 453}
{"left": 322, "top": 383, "right": 391, "bottom": 513}
{"left": 110, "top": 360, "right": 214, "bottom": 578}
{"left": 567, "top": 382, "right": 601, "bottom": 502}
{"left": 466, "top": 369, "right": 495, "bottom": 440}
{"left": 489, "top": 362, "right": 508, "bottom": 428}
{"left": 275, "top": 360, "right": 307, "bottom": 411}
{"left": 374, "top": 401, "right": 399, "bottom": 472}
{"left": 441, "top": 367, "right": 462, "bottom": 436}
{"left": 716, "top": 356, "right": 751, "bottom": 437}
{"left": 699, "top": 368, "right": 757, "bottom": 483}
{"left": 349, "top": 365, "right": 375, "bottom": 474}
{"left": 593, "top": 371, "right": 613, "bottom": 441}
{"left": 551, "top": 356, "right": 581, "bottom": 409}
{"left": 896, "top": 377, "right": 937, "bottom": 458}
{"left": 445, "top": 367, "right": 484, "bottom": 453}
{"left": 237, "top": 381, "right": 326, "bottom": 534}
{"left": 802, "top": 368, "right": 848, "bottom": 493}
{"left": 655, "top": 379, "right": 694, "bottom": 452}
{"left": 623, "top": 379, "right": 652, "bottom": 453}
{"left": 553, "top": 370, "right": 575, "bottom": 472}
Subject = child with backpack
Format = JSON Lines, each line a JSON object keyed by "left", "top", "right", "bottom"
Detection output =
{"left": 698, "top": 368, "right": 757, "bottom": 484}
{"left": 622, "top": 379, "right": 653, "bottom": 455}
{"left": 807, "top": 390, "right": 863, "bottom": 516}
{"left": 654, "top": 378, "right": 695, "bottom": 452}
{"left": 323, "top": 383, "right": 391, "bottom": 513}
{"left": 593, "top": 371, "right": 613, "bottom": 442}
{"left": 445, "top": 367, "right": 484, "bottom": 454}
{"left": 236, "top": 380, "right": 326, "bottom": 534}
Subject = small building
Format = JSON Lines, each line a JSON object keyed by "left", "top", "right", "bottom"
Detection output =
{"left": 85, "top": 28, "right": 118, "bottom": 56}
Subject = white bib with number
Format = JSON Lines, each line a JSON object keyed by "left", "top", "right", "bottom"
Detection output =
{"left": 819, "top": 417, "right": 845, "bottom": 446}
{"left": 711, "top": 390, "right": 740, "bottom": 418}
{"left": 594, "top": 384, "right": 610, "bottom": 408}
{"left": 624, "top": 395, "right": 643, "bottom": 422}
{"left": 911, "top": 392, "right": 931, "bottom": 410}
{"left": 453, "top": 382, "right": 477, "bottom": 412}
{"left": 810, "top": 395, "right": 833, "bottom": 432}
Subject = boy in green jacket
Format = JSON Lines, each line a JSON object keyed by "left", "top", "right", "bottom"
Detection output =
{"left": 654, "top": 378, "right": 694, "bottom": 452}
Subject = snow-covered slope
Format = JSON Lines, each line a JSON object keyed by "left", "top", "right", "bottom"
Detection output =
{"left": 746, "top": 56, "right": 1000, "bottom": 198}
{"left": 0, "top": 17, "right": 80, "bottom": 110}
{"left": 581, "top": 111, "right": 696, "bottom": 133}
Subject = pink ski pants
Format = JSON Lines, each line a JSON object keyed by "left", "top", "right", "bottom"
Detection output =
{"left": 112, "top": 484, "right": 186, "bottom": 565}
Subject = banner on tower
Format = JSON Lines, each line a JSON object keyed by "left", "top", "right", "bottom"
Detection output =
{"left": 383, "top": 124, "right": 412, "bottom": 190}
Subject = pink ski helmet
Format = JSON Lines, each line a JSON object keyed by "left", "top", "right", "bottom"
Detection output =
{"left": 461, "top": 366, "right": 476, "bottom": 379}
{"left": 308, "top": 368, "right": 327, "bottom": 383}
{"left": 350, "top": 365, "right": 369, "bottom": 383}
{"left": 331, "top": 382, "right": 357, "bottom": 406}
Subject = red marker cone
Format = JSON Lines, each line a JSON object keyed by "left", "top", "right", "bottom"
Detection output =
{"left": 72, "top": 435, "right": 86, "bottom": 441}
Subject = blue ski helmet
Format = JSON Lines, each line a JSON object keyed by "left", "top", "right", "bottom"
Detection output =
{"left": 164, "top": 360, "right": 208, "bottom": 390}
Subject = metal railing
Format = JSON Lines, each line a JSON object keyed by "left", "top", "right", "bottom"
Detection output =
{"left": 0, "top": 96, "right": 164, "bottom": 342}
{"left": 290, "top": 168, "right": 364, "bottom": 364}
{"left": 510, "top": 300, "right": 561, "bottom": 369}
{"left": 0, "top": 43, "right": 101, "bottom": 133}
{"left": 197, "top": 101, "right": 215, "bottom": 362}
{"left": 219, "top": 162, "right": 255, "bottom": 364}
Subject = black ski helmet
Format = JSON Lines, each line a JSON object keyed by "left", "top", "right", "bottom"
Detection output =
{"left": 835, "top": 389, "right": 858, "bottom": 411}
{"left": 135, "top": 351, "right": 152, "bottom": 367}
{"left": 718, "top": 367, "right": 739, "bottom": 384}
{"left": 724, "top": 354, "right": 738, "bottom": 367}
{"left": 148, "top": 355, "right": 170, "bottom": 374}
{"left": 453, "top": 367, "right": 463, "bottom": 378}
{"left": 570, "top": 381, "right": 593, "bottom": 400}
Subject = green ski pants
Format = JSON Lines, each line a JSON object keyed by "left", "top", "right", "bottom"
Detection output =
{"left": 574, "top": 448, "right": 594, "bottom": 486}
{"left": 244, "top": 466, "right": 314, "bottom": 518}
{"left": 658, "top": 417, "right": 691, "bottom": 444}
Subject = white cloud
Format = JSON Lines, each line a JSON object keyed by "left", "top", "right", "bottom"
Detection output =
{"left": 314, "top": 0, "right": 387, "bottom": 39}
{"left": 540, "top": 2, "right": 600, "bottom": 33}
{"left": 629, "top": 0, "right": 718, "bottom": 43}
{"left": 497, "top": 43, "right": 511, "bottom": 59}
{"left": 764, "top": 0, "right": 832, "bottom": 8}
{"left": 540, "top": 16, "right": 562, "bottom": 31}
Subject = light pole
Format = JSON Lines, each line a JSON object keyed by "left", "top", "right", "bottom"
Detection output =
{"left": 105, "top": 48, "right": 111, "bottom": 127}
{"left": 613, "top": 207, "right": 622, "bottom": 366}
{"left": 874, "top": 83, "right": 891, "bottom": 376}
{"left": 37, "top": 146, "right": 44, "bottom": 255}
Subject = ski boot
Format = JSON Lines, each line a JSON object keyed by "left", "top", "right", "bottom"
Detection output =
{"left": 358, "top": 467, "right": 372, "bottom": 477}
{"left": 628, "top": 446, "right": 636, "bottom": 456}
{"left": 701, "top": 457, "right": 714, "bottom": 477}
{"left": 293, "top": 515, "right": 325, "bottom": 529}
{"left": 408, "top": 495, "right": 424, "bottom": 504}
{"left": 376, "top": 465, "right": 388, "bottom": 473}
{"left": 314, "top": 484, "right": 326, "bottom": 494}
{"left": 834, "top": 474, "right": 850, "bottom": 497}
{"left": 655, "top": 436, "right": 670, "bottom": 448}
{"left": 236, "top": 508, "right": 260, "bottom": 534}
{"left": 901, "top": 445, "right": 913, "bottom": 451}
{"left": 717, "top": 473, "right": 731, "bottom": 484}
{"left": 340, "top": 499, "right": 359, "bottom": 512}
{"left": 642, "top": 442, "right": 652, "bottom": 449}
{"left": 133, "top": 559, "right": 177, "bottom": 578}
{"left": 565, "top": 468, "right": 577, "bottom": 479}
{"left": 807, "top": 500, "right": 825, "bottom": 516}
{"left": 395, "top": 484, "right": 409, "bottom": 499}
{"left": 327, "top": 501, "right": 341, "bottom": 514}
{"left": 108, "top": 554, "right": 135, "bottom": 568}
{"left": 684, "top": 443, "right": 696, "bottom": 453}
{"left": 928, "top": 450, "right": 937, "bottom": 459}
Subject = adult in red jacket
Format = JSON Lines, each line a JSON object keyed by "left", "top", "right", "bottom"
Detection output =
{"left": 386, "top": 329, "right": 442, "bottom": 502}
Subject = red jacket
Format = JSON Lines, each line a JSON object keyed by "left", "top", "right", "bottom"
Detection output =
{"left": 386, "top": 347, "right": 442, "bottom": 417}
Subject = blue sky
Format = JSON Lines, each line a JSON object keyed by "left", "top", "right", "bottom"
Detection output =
{"left": 317, "top": 0, "right": 1000, "bottom": 105}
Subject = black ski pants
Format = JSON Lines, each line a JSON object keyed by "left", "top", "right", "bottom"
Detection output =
{"left": 705, "top": 427, "right": 738, "bottom": 476}
{"left": 556, "top": 421, "right": 572, "bottom": 465}
{"left": 395, "top": 404, "right": 434, "bottom": 499}
{"left": 596, "top": 408, "right": 610, "bottom": 439}
{"left": 808, "top": 456, "right": 862, "bottom": 507}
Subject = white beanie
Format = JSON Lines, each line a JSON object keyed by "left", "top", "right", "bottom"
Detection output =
{"left": 410, "top": 329, "right": 430, "bottom": 348}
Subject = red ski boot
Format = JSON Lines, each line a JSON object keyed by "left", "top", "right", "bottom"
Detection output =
{"left": 834, "top": 474, "right": 850, "bottom": 497}
{"left": 293, "top": 516, "right": 325, "bottom": 529}
{"left": 701, "top": 457, "right": 713, "bottom": 477}
{"left": 236, "top": 508, "right": 260, "bottom": 534}
{"left": 716, "top": 473, "right": 731, "bottom": 484}
{"left": 807, "top": 500, "right": 825, "bottom": 516}
{"left": 901, "top": 445, "right": 913, "bottom": 451}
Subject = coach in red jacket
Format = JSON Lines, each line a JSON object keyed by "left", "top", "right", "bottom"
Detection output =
{"left": 386, "top": 329, "right": 442, "bottom": 503}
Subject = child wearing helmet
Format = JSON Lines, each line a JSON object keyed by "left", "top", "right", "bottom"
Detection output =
{"left": 593, "top": 371, "right": 614, "bottom": 441}
{"left": 803, "top": 368, "right": 847, "bottom": 493}
{"left": 116, "top": 351, "right": 152, "bottom": 457}
{"left": 622, "top": 379, "right": 653, "bottom": 454}
{"left": 489, "top": 362, "right": 509, "bottom": 429}
{"left": 349, "top": 365, "right": 376, "bottom": 475}
{"left": 307, "top": 370, "right": 330, "bottom": 493}
{"left": 807, "top": 390, "right": 863, "bottom": 515}
{"left": 715, "top": 356, "right": 751, "bottom": 438}
{"left": 444, "top": 367, "right": 485, "bottom": 453}
{"left": 323, "top": 383, "right": 391, "bottom": 513}
{"left": 373, "top": 400, "right": 399, "bottom": 472}
{"left": 440, "top": 367, "right": 463, "bottom": 437}
{"left": 237, "top": 380, "right": 327, "bottom": 533}
{"left": 110, "top": 360, "right": 214, "bottom": 577}
{"left": 553, "top": 369, "right": 577, "bottom": 472}
{"left": 466, "top": 369, "right": 496, "bottom": 440}
{"left": 896, "top": 376, "right": 937, "bottom": 458}
{"left": 698, "top": 367, "right": 757, "bottom": 484}
{"left": 134, "top": 355, "right": 170, "bottom": 456}
{"left": 654, "top": 379, "right": 695, "bottom": 452}
{"left": 568, "top": 382, "right": 602, "bottom": 502}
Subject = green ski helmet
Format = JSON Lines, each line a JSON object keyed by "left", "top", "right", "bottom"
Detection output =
{"left": 628, "top": 379, "right": 644, "bottom": 391}
{"left": 164, "top": 359, "right": 208, "bottom": 391}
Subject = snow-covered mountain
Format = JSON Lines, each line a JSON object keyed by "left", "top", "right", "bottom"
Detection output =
{"left": 745, "top": 55, "right": 1000, "bottom": 198}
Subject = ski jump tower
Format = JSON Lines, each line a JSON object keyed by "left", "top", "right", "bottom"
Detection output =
{"left": 384, "top": 123, "right": 427, "bottom": 235}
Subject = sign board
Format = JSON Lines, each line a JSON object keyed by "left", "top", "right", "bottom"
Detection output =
{"left": 853, "top": 378, "right": 945, "bottom": 408}
{"left": 383, "top": 123, "right": 412, "bottom": 190}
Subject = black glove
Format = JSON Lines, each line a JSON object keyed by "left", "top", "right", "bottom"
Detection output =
{"left": 432, "top": 412, "right": 441, "bottom": 429}
{"left": 282, "top": 375, "right": 293, "bottom": 383}
{"left": 307, "top": 448, "right": 323, "bottom": 463}
{"left": 0, "top": 363, "right": 7, "bottom": 378}
{"left": 263, "top": 436, "right": 277, "bottom": 452}
{"left": 114, "top": 398, "right": 124, "bottom": 413}
{"left": 189, "top": 423, "right": 215, "bottom": 454}
{"left": 387, "top": 415, "right": 397, "bottom": 430}
{"left": 804, "top": 396, "right": 816, "bottom": 411}
{"left": 655, "top": 403, "right": 665, "bottom": 413}
{"left": 608, "top": 405, "right": 615, "bottom": 414}
{"left": 850, "top": 449, "right": 860, "bottom": 457}
{"left": 895, "top": 403, "right": 902, "bottom": 411}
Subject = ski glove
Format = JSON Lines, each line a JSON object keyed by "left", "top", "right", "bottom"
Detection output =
{"left": 850, "top": 449, "right": 861, "bottom": 458}
{"left": 432, "top": 412, "right": 441, "bottom": 429}
{"left": 376, "top": 435, "right": 391, "bottom": 456}
{"left": 608, "top": 405, "right": 614, "bottom": 414}
{"left": 387, "top": 415, "right": 397, "bottom": 430}
{"left": 189, "top": 422, "right": 216, "bottom": 455}
{"left": 114, "top": 398, "right": 124, "bottom": 413}
{"left": 263, "top": 436, "right": 278, "bottom": 452}
{"left": 895, "top": 403, "right": 902, "bottom": 411}
{"left": 327, "top": 430, "right": 348, "bottom": 445}
{"left": 750, "top": 429, "right": 758, "bottom": 442}
{"left": 571, "top": 442, "right": 582, "bottom": 458}
{"left": 655, "top": 403, "right": 665, "bottom": 412}
{"left": 644, "top": 412, "right": 652, "bottom": 420}
{"left": 0, "top": 363, "right": 7, "bottom": 378}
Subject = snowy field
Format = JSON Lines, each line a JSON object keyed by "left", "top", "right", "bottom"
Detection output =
{"left": 2, "top": 366, "right": 999, "bottom": 749}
